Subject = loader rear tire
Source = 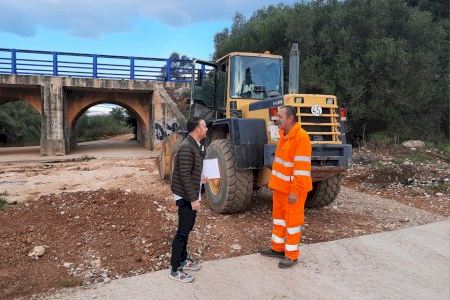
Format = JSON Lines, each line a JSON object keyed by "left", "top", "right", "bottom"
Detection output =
{"left": 157, "top": 133, "right": 183, "bottom": 181}
{"left": 205, "top": 139, "right": 253, "bottom": 213}
{"left": 306, "top": 175, "right": 341, "bottom": 208}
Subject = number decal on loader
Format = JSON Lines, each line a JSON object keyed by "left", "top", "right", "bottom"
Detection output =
{"left": 273, "top": 99, "right": 283, "bottom": 106}
{"left": 311, "top": 105, "right": 323, "bottom": 116}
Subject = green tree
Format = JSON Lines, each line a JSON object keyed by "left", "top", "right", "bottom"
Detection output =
{"left": 75, "top": 108, "right": 133, "bottom": 142}
{"left": 407, "top": 0, "right": 449, "bottom": 20}
{"left": 160, "top": 52, "right": 192, "bottom": 81}
{"left": 0, "top": 101, "right": 40, "bottom": 146}
{"left": 109, "top": 107, "right": 127, "bottom": 123}
{"left": 213, "top": 0, "right": 449, "bottom": 143}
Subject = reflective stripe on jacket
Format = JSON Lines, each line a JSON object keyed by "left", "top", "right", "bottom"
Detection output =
{"left": 268, "top": 123, "right": 312, "bottom": 194}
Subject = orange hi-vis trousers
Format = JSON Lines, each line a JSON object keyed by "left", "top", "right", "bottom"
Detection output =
{"left": 271, "top": 190, "right": 307, "bottom": 260}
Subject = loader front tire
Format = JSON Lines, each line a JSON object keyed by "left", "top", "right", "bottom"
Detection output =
{"left": 306, "top": 175, "right": 341, "bottom": 208}
{"left": 205, "top": 139, "right": 253, "bottom": 213}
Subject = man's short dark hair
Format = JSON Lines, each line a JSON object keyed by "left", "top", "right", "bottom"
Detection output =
{"left": 279, "top": 105, "right": 298, "bottom": 122}
{"left": 187, "top": 117, "right": 202, "bottom": 132}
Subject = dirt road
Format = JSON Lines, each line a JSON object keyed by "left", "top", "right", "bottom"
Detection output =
{"left": 0, "top": 152, "right": 448, "bottom": 299}
{"left": 43, "top": 221, "right": 450, "bottom": 300}
{"left": 0, "top": 135, "right": 156, "bottom": 165}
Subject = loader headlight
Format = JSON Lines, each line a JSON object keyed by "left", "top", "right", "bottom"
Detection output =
{"left": 326, "top": 98, "right": 334, "bottom": 105}
{"left": 295, "top": 97, "right": 304, "bottom": 104}
{"left": 312, "top": 135, "right": 324, "bottom": 141}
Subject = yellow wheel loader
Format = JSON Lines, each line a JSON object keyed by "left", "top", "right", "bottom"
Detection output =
{"left": 158, "top": 43, "right": 352, "bottom": 213}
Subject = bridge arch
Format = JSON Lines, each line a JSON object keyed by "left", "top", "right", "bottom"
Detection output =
{"left": 0, "top": 86, "right": 42, "bottom": 147}
{"left": 65, "top": 88, "right": 153, "bottom": 153}
{"left": 0, "top": 86, "right": 42, "bottom": 114}
{"left": 71, "top": 101, "right": 145, "bottom": 146}
{"left": 0, "top": 100, "right": 41, "bottom": 147}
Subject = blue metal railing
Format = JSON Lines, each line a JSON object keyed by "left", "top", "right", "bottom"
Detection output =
{"left": 0, "top": 48, "right": 201, "bottom": 82}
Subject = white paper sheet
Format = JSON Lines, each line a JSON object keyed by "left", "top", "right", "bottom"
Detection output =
{"left": 269, "top": 125, "right": 280, "bottom": 141}
{"left": 202, "top": 158, "right": 221, "bottom": 179}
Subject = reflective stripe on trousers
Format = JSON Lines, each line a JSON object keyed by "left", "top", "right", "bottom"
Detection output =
{"left": 271, "top": 190, "right": 306, "bottom": 260}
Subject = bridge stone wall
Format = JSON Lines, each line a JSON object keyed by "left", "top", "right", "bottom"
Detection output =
{"left": 0, "top": 75, "right": 186, "bottom": 156}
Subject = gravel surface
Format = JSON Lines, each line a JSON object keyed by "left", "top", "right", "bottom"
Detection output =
{"left": 0, "top": 143, "right": 448, "bottom": 299}
{"left": 345, "top": 145, "right": 449, "bottom": 217}
{"left": 40, "top": 221, "right": 450, "bottom": 300}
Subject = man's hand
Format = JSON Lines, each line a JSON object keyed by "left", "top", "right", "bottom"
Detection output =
{"left": 288, "top": 192, "right": 298, "bottom": 204}
{"left": 191, "top": 200, "right": 201, "bottom": 212}
{"left": 201, "top": 175, "right": 208, "bottom": 184}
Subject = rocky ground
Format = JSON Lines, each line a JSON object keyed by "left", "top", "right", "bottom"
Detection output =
{"left": 345, "top": 144, "right": 449, "bottom": 216}
{"left": 0, "top": 142, "right": 448, "bottom": 299}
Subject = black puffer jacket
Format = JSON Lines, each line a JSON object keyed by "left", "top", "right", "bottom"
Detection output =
{"left": 171, "top": 135, "right": 203, "bottom": 202}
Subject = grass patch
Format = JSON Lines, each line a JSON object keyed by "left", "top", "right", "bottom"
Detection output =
{"left": 432, "top": 183, "right": 449, "bottom": 193}
{"left": 355, "top": 163, "right": 416, "bottom": 188}
{"left": 393, "top": 150, "right": 434, "bottom": 164}
{"left": 437, "top": 143, "right": 450, "bottom": 162}
{"left": 368, "top": 132, "right": 394, "bottom": 149}
{"left": 367, "top": 161, "right": 385, "bottom": 168}
{"left": 438, "top": 143, "right": 450, "bottom": 153}
{"left": 59, "top": 276, "right": 84, "bottom": 288}
{"left": 79, "top": 155, "right": 95, "bottom": 162}
{"left": 0, "top": 196, "right": 7, "bottom": 210}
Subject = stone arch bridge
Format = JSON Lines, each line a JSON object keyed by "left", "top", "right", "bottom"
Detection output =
{"left": 0, "top": 75, "right": 186, "bottom": 155}
{"left": 0, "top": 49, "right": 197, "bottom": 155}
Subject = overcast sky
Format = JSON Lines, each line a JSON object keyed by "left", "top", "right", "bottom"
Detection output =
{"left": 0, "top": 1, "right": 297, "bottom": 58}
{"left": 0, "top": 0, "right": 298, "bottom": 114}
{"left": 0, "top": 1, "right": 297, "bottom": 38}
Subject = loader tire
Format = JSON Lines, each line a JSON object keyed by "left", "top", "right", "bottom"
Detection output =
{"left": 158, "top": 146, "right": 169, "bottom": 180}
{"left": 205, "top": 139, "right": 253, "bottom": 213}
{"left": 306, "top": 175, "right": 341, "bottom": 208}
{"left": 157, "top": 133, "right": 183, "bottom": 181}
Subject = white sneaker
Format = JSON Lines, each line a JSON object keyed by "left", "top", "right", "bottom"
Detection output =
{"left": 168, "top": 270, "right": 194, "bottom": 283}
{"left": 178, "top": 258, "right": 201, "bottom": 271}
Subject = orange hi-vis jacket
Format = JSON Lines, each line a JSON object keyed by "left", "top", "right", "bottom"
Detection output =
{"left": 268, "top": 123, "right": 313, "bottom": 194}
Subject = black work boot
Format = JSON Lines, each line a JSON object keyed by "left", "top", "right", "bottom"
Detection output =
{"left": 278, "top": 257, "right": 298, "bottom": 269}
{"left": 260, "top": 248, "right": 285, "bottom": 258}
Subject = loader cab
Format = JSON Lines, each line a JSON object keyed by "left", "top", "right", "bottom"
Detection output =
{"left": 190, "top": 53, "right": 283, "bottom": 121}
{"left": 228, "top": 54, "right": 283, "bottom": 100}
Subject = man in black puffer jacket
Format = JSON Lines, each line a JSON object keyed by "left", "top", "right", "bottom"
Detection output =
{"left": 169, "top": 117, "right": 208, "bottom": 283}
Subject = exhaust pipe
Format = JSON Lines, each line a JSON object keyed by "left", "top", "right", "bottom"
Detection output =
{"left": 288, "top": 43, "right": 300, "bottom": 94}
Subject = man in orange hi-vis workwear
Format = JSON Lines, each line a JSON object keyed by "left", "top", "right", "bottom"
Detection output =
{"left": 261, "top": 105, "right": 312, "bottom": 268}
